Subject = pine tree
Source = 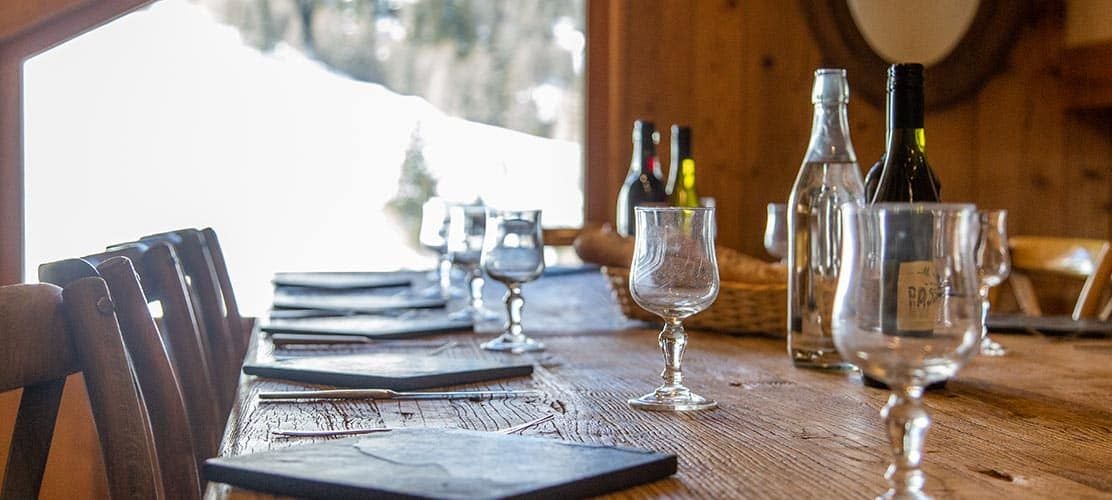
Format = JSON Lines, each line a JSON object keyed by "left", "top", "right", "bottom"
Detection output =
{"left": 386, "top": 126, "right": 437, "bottom": 247}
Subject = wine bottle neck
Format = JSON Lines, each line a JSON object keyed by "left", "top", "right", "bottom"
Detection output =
{"left": 631, "top": 147, "right": 658, "bottom": 174}
{"left": 680, "top": 158, "right": 696, "bottom": 188}
{"left": 888, "top": 88, "right": 924, "bottom": 130}
{"left": 885, "top": 127, "right": 927, "bottom": 155}
{"left": 803, "top": 102, "right": 856, "bottom": 163}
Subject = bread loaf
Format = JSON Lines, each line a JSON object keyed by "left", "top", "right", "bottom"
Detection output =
{"left": 573, "top": 225, "right": 786, "bottom": 284}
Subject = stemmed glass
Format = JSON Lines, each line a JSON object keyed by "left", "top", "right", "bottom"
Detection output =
{"left": 976, "top": 209, "right": 1010, "bottom": 356}
{"left": 764, "top": 203, "right": 788, "bottom": 262}
{"left": 480, "top": 209, "right": 546, "bottom": 352}
{"left": 446, "top": 204, "right": 499, "bottom": 321}
{"left": 628, "top": 207, "right": 719, "bottom": 412}
{"left": 833, "top": 203, "right": 982, "bottom": 499}
{"left": 417, "top": 197, "right": 462, "bottom": 299}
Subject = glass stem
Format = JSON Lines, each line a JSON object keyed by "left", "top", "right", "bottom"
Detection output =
{"left": 467, "top": 267, "right": 484, "bottom": 311}
{"left": 504, "top": 284, "right": 525, "bottom": 341}
{"left": 981, "top": 297, "right": 991, "bottom": 338}
{"left": 438, "top": 254, "right": 453, "bottom": 298}
{"left": 880, "top": 386, "right": 930, "bottom": 499}
{"left": 658, "top": 319, "right": 687, "bottom": 389}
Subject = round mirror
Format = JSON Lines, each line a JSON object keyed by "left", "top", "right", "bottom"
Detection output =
{"left": 801, "top": 0, "right": 1027, "bottom": 109}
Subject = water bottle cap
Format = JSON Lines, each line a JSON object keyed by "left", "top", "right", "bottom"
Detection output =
{"left": 812, "top": 68, "right": 849, "bottom": 104}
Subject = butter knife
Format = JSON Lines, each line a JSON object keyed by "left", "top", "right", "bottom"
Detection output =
{"left": 258, "top": 388, "right": 542, "bottom": 401}
{"left": 271, "top": 414, "right": 554, "bottom": 438}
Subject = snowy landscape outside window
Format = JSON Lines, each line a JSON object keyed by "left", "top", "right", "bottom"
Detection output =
{"left": 23, "top": 0, "right": 585, "bottom": 313}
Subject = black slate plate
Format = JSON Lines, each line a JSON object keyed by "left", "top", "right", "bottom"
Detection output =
{"left": 272, "top": 287, "right": 446, "bottom": 313}
{"left": 243, "top": 353, "right": 533, "bottom": 390}
{"left": 262, "top": 313, "right": 473, "bottom": 338}
{"left": 542, "top": 264, "right": 601, "bottom": 277}
{"left": 987, "top": 313, "right": 1112, "bottom": 337}
{"left": 273, "top": 271, "right": 419, "bottom": 290}
{"left": 204, "top": 428, "right": 676, "bottom": 499}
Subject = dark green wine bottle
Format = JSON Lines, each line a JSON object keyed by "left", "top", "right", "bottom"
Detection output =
{"left": 616, "top": 120, "right": 667, "bottom": 237}
{"left": 864, "top": 63, "right": 945, "bottom": 391}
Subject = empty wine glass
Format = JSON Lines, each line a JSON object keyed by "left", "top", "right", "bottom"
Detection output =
{"left": 417, "top": 197, "right": 462, "bottom": 299}
{"left": 480, "top": 209, "right": 546, "bottom": 353}
{"left": 833, "top": 203, "right": 982, "bottom": 499}
{"left": 628, "top": 207, "right": 719, "bottom": 412}
{"left": 764, "top": 203, "right": 788, "bottom": 262}
{"left": 977, "top": 209, "right": 1010, "bottom": 356}
{"left": 446, "top": 204, "right": 499, "bottom": 321}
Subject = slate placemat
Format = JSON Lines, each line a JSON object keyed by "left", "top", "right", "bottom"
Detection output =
{"left": 262, "top": 313, "right": 473, "bottom": 338}
{"left": 542, "top": 264, "right": 601, "bottom": 277}
{"left": 273, "top": 271, "right": 420, "bottom": 290}
{"left": 243, "top": 353, "right": 533, "bottom": 390}
{"left": 204, "top": 428, "right": 676, "bottom": 499}
{"left": 272, "top": 287, "right": 446, "bottom": 313}
{"left": 987, "top": 313, "right": 1112, "bottom": 337}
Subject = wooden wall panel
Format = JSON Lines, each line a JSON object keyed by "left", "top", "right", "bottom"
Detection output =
{"left": 591, "top": 0, "right": 1112, "bottom": 258}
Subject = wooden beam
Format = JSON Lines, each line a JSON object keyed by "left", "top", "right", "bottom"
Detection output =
{"left": 0, "top": 0, "right": 150, "bottom": 284}
{"left": 0, "top": 0, "right": 93, "bottom": 43}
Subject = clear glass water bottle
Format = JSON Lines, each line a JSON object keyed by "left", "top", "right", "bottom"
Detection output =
{"left": 787, "top": 68, "right": 864, "bottom": 369}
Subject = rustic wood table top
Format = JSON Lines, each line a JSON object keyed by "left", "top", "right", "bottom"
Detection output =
{"left": 208, "top": 271, "right": 1112, "bottom": 499}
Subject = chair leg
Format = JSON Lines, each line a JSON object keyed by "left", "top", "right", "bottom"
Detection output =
{"left": 2, "top": 378, "right": 65, "bottom": 499}
{"left": 1009, "top": 272, "right": 1042, "bottom": 317}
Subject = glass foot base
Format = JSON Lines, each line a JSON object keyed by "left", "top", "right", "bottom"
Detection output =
{"left": 880, "top": 488, "right": 931, "bottom": 500}
{"left": 449, "top": 306, "right": 500, "bottom": 322}
{"left": 417, "top": 285, "right": 465, "bottom": 300}
{"left": 481, "top": 334, "right": 545, "bottom": 353}
{"left": 791, "top": 348, "right": 857, "bottom": 371}
{"left": 980, "top": 337, "right": 1006, "bottom": 356}
{"left": 628, "top": 386, "right": 717, "bottom": 412}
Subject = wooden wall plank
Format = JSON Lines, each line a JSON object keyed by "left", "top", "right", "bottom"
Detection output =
{"left": 691, "top": 0, "right": 744, "bottom": 250}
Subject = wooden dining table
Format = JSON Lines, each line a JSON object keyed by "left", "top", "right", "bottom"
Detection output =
{"left": 207, "top": 271, "right": 1112, "bottom": 499}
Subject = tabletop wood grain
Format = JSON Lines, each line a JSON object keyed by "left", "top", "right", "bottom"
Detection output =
{"left": 207, "top": 272, "right": 1112, "bottom": 499}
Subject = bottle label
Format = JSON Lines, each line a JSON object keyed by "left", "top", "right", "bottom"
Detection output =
{"left": 896, "top": 260, "right": 939, "bottom": 332}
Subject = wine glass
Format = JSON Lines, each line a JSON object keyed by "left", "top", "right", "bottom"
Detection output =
{"left": 764, "top": 203, "right": 788, "bottom": 262}
{"left": 417, "top": 197, "right": 462, "bottom": 299}
{"left": 480, "top": 209, "right": 546, "bottom": 353}
{"left": 628, "top": 206, "right": 719, "bottom": 412}
{"left": 833, "top": 203, "right": 982, "bottom": 499}
{"left": 446, "top": 204, "right": 500, "bottom": 321}
{"left": 976, "top": 209, "right": 1010, "bottom": 356}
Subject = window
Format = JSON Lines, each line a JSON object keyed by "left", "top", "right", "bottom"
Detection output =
{"left": 24, "top": 0, "right": 585, "bottom": 313}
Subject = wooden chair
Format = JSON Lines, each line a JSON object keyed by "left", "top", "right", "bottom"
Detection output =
{"left": 1006, "top": 236, "right": 1112, "bottom": 320}
{"left": 0, "top": 281, "right": 161, "bottom": 499}
{"left": 119, "top": 228, "right": 246, "bottom": 414}
{"left": 49, "top": 241, "right": 224, "bottom": 460}
{"left": 40, "top": 257, "right": 203, "bottom": 499}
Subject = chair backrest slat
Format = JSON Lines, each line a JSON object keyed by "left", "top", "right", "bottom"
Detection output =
{"left": 141, "top": 242, "right": 223, "bottom": 456}
{"left": 202, "top": 227, "right": 249, "bottom": 357}
{"left": 136, "top": 228, "right": 242, "bottom": 413}
{"left": 97, "top": 257, "right": 202, "bottom": 498}
{"left": 62, "top": 276, "right": 165, "bottom": 500}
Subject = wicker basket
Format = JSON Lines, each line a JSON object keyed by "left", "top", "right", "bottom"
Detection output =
{"left": 602, "top": 266, "right": 786, "bottom": 337}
